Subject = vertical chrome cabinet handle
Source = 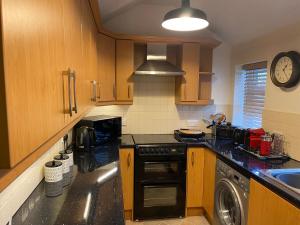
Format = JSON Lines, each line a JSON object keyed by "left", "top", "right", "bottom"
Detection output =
{"left": 91, "top": 80, "right": 97, "bottom": 102}
{"left": 191, "top": 152, "right": 195, "bottom": 166}
{"left": 63, "top": 69, "right": 73, "bottom": 117}
{"left": 127, "top": 153, "right": 131, "bottom": 168}
{"left": 127, "top": 85, "right": 130, "bottom": 99}
{"left": 113, "top": 84, "right": 116, "bottom": 100}
{"left": 68, "top": 70, "right": 73, "bottom": 116}
{"left": 71, "top": 70, "right": 78, "bottom": 113}
{"left": 97, "top": 82, "right": 101, "bottom": 100}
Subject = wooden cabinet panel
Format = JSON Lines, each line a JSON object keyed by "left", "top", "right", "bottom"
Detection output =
{"left": 1, "top": 0, "right": 66, "bottom": 167}
{"left": 97, "top": 33, "right": 115, "bottom": 102}
{"left": 0, "top": 0, "right": 98, "bottom": 168}
{"left": 119, "top": 148, "right": 134, "bottom": 211}
{"left": 62, "top": 0, "right": 88, "bottom": 123}
{"left": 80, "top": 0, "right": 98, "bottom": 105}
{"left": 203, "top": 149, "right": 216, "bottom": 222}
{"left": 178, "top": 43, "right": 200, "bottom": 102}
{"left": 116, "top": 40, "right": 134, "bottom": 102}
{"left": 186, "top": 148, "right": 204, "bottom": 208}
{"left": 248, "top": 179, "right": 300, "bottom": 225}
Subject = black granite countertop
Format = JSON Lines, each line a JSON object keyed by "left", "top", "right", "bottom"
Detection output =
{"left": 185, "top": 136, "right": 300, "bottom": 208}
{"left": 119, "top": 134, "right": 135, "bottom": 148}
{"left": 12, "top": 135, "right": 132, "bottom": 225}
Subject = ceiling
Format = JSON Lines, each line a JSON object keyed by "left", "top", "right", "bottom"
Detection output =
{"left": 98, "top": 0, "right": 300, "bottom": 45}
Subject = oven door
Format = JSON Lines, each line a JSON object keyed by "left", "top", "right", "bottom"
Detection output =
{"left": 134, "top": 181, "right": 186, "bottom": 220}
{"left": 136, "top": 155, "right": 186, "bottom": 181}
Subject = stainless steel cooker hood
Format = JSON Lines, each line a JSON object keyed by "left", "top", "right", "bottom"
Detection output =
{"left": 134, "top": 43, "right": 185, "bottom": 76}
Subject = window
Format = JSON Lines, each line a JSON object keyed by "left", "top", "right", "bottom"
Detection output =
{"left": 233, "top": 61, "right": 267, "bottom": 128}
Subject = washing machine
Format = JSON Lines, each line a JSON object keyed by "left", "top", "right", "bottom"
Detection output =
{"left": 214, "top": 159, "right": 250, "bottom": 225}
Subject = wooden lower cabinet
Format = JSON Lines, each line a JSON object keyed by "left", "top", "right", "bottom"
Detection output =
{"left": 186, "top": 148, "right": 204, "bottom": 208}
{"left": 119, "top": 148, "right": 134, "bottom": 220}
{"left": 248, "top": 179, "right": 300, "bottom": 225}
{"left": 202, "top": 149, "right": 216, "bottom": 222}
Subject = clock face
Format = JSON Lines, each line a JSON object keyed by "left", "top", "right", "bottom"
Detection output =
{"left": 274, "top": 56, "right": 293, "bottom": 84}
{"left": 270, "top": 51, "right": 300, "bottom": 88}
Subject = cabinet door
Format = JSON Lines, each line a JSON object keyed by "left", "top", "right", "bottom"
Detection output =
{"left": 248, "top": 179, "right": 300, "bottom": 225}
{"left": 1, "top": 0, "right": 66, "bottom": 167}
{"left": 97, "top": 33, "right": 115, "bottom": 102}
{"left": 80, "top": 0, "right": 98, "bottom": 105}
{"left": 186, "top": 148, "right": 204, "bottom": 208}
{"left": 119, "top": 148, "right": 134, "bottom": 212}
{"left": 62, "top": 0, "right": 87, "bottom": 123}
{"left": 203, "top": 149, "right": 216, "bottom": 222}
{"left": 180, "top": 43, "right": 200, "bottom": 102}
{"left": 116, "top": 40, "right": 134, "bottom": 102}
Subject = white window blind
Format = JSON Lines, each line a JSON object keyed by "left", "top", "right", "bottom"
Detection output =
{"left": 233, "top": 61, "right": 267, "bottom": 128}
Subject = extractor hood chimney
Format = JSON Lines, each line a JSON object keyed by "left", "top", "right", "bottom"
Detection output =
{"left": 134, "top": 43, "right": 185, "bottom": 76}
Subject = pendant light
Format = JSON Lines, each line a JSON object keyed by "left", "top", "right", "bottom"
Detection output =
{"left": 162, "top": 0, "right": 209, "bottom": 31}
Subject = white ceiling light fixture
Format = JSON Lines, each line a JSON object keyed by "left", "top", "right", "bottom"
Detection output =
{"left": 162, "top": 0, "right": 209, "bottom": 32}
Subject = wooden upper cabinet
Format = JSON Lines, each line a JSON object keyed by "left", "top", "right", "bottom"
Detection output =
{"left": 248, "top": 179, "right": 300, "bottom": 225}
{"left": 199, "top": 47, "right": 213, "bottom": 101}
{"left": 116, "top": 40, "right": 134, "bottom": 102}
{"left": 97, "top": 33, "right": 116, "bottom": 102}
{"left": 176, "top": 43, "right": 200, "bottom": 103}
{"left": 0, "top": 0, "right": 98, "bottom": 168}
{"left": 80, "top": 0, "right": 98, "bottom": 105}
{"left": 119, "top": 148, "right": 134, "bottom": 211}
{"left": 202, "top": 149, "right": 217, "bottom": 222}
{"left": 0, "top": 0, "right": 66, "bottom": 168}
{"left": 186, "top": 148, "right": 204, "bottom": 208}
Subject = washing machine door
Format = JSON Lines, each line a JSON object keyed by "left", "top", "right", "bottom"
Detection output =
{"left": 215, "top": 178, "right": 244, "bottom": 225}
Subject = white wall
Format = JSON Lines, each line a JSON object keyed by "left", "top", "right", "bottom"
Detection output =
{"left": 232, "top": 21, "right": 300, "bottom": 160}
{"left": 88, "top": 42, "right": 233, "bottom": 133}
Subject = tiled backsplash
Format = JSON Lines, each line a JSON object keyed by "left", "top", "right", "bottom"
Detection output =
{"left": 87, "top": 76, "right": 232, "bottom": 134}
{"left": 263, "top": 110, "right": 300, "bottom": 161}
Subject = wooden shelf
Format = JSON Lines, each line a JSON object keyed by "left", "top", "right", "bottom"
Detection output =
{"left": 199, "top": 72, "right": 215, "bottom": 75}
{"left": 176, "top": 99, "right": 214, "bottom": 106}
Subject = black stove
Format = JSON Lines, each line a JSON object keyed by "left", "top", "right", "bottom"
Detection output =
{"left": 132, "top": 134, "right": 187, "bottom": 220}
{"left": 133, "top": 134, "right": 182, "bottom": 145}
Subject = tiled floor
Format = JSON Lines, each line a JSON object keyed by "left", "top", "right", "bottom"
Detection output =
{"left": 126, "top": 216, "right": 210, "bottom": 225}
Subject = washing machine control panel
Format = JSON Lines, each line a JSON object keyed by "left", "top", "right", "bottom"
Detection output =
{"left": 216, "top": 159, "right": 250, "bottom": 192}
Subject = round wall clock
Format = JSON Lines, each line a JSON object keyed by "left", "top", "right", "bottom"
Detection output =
{"left": 270, "top": 51, "right": 300, "bottom": 88}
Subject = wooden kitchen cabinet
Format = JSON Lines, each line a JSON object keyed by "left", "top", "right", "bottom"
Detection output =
{"left": 97, "top": 33, "right": 116, "bottom": 102}
{"left": 186, "top": 148, "right": 205, "bottom": 210}
{"left": 202, "top": 149, "right": 217, "bottom": 222}
{"left": 0, "top": 0, "right": 98, "bottom": 168}
{"left": 176, "top": 43, "right": 200, "bottom": 103}
{"left": 119, "top": 148, "right": 134, "bottom": 219}
{"left": 247, "top": 179, "right": 300, "bottom": 225}
{"left": 116, "top": 40, "right": 134, "bottom": 103}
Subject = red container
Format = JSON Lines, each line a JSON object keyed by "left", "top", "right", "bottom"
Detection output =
{"left": 260, "top": 135, "right": 272, "bottom": 156}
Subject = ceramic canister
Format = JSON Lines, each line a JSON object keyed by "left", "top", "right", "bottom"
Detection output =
{"left": 59, "top": 149, "right": 74, "bottom": 176}
{"left": 44, "top": 160, "right": 63, "bottom": 197}
{"left": 54, "top": 153, "right": 71, "bottom": 187}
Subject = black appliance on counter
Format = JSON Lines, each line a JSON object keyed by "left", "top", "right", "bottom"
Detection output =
{"left": 216, "top": 122, "right": 237, "bottom": 139}
{"left": 133, "top": 134, "right": 187, "bottom": 220}
{"left": 73, "top": 115, "right": 122, "bottom": 172}
{"left": 174, "top": 130, "right": 208, "bottom": 143}
{"left": 75, "top": 115, "right": 122, "bottom": 146}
